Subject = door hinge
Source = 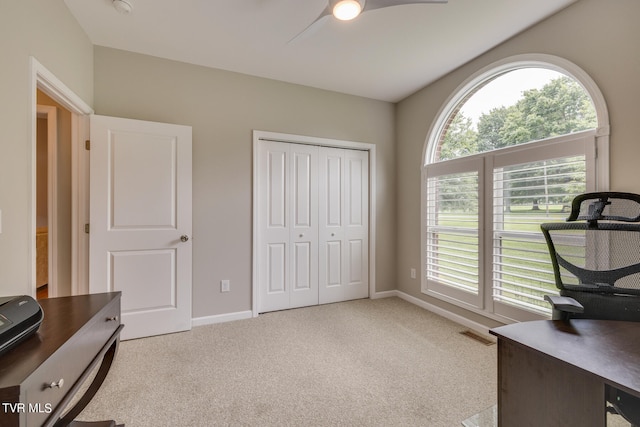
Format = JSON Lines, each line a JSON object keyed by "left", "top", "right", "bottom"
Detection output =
{"left": 85, "top": 140, "right": 90, "bottom": 150}
{"left": 84, "top": 224, "right": 90, "bottom": 234}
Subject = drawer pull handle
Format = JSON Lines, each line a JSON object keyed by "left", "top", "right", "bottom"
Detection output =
{"left": 106, "top": 316, "right": 119, "bottom": 322}
{"left": 47, "top": 379, "right": 64, "bottom": 389}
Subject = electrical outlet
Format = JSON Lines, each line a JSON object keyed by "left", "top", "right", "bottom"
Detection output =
{"left": 410, "top": 268, "right": 416, "bottom": 279}
{"left": 221, "top": 279, "right": 230, "bottom": 292}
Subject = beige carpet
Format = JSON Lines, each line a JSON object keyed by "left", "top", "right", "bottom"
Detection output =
{"left": 79, "top": 297, "right": 497, "bottom": 426}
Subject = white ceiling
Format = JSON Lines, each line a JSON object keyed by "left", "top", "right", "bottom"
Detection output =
{"left": 64, "top": 0, "right": 577, "bottom": 102}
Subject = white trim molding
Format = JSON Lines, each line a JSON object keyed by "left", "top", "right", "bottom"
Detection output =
{"left": 192, "top": 310, "right": 253, "bottom": 328}
{"left": 30, "top": 57, "right": 92, "bottom": 116}
{"left": 29, "top": 57, "right": 93, "bottom": 297}
{"left": 192, "top": 291, "right": 498, "bottom": 342}
{"left": 368, "top": 290, "right": 498, "bottom": 340}
{"left": 396, "top": 291, "right": 498, "bottom": 339}
{"left": 370, "top": 290, "right": 397, "bottom": 299}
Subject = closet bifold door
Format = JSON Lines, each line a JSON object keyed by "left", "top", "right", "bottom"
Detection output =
{"left": 289, "top": 143, "right": 319, "bottom": 309}
{"left": 319, "top": 147, "right": 369, "bottom": 304}
{"left": 257, "top": 141, "right": 319, "bottom": 313}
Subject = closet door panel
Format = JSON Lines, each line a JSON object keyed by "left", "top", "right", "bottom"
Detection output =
{"left": 348, "top": 240, "right": 363, "bottom": 283}
{"left": 267, "top": 151, "right": 287, "bottom": 229}
{"left": 326, "top": 241, "right": 342, "bottom": 286}
{"left": 289, "top": 144, "right": 319, "bottom": 308}
{"left": 293, "top": 242, "right": 311, "bottom": 290}
{"left": 347, "top": 156, "right": 364, "bottom": 226}
{"left": 325, "top": 153, "right": 343, "bottom": 228}
{"left": 258, "top": 142, "right": 290, "bottom": 312}
{"left": 267, "top": 243, "right": 287, "bottom": 294}
{"left": 319, "top": 148, "right": 369, "bottom": 303}
{"left": 319, "top": 148, "right": 345, "bottom": 303}
{"left": 344, "top": 150, "right": 369, "bottom": 300}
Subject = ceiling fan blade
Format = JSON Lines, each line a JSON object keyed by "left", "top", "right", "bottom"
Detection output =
{"left": 363, "top": 0, "right": 448, "bottom": 12}
{"left": 288, "top": 0, "right": 446, "bottom": 43}
{"left": 288, "top": 4, "right": 333, "bottom": 43}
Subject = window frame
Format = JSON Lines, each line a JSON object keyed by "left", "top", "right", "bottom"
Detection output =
{"left": 421, "top": 54, "right": 610, "bottom": 323}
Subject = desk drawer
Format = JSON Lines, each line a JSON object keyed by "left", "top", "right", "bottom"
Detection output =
{"left": 23, "top": 297, "right": 120, "bottom": 426}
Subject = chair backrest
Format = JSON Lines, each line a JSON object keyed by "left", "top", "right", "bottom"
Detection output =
{"left": 541, "top": 192, "right": 640, "bottom": 296}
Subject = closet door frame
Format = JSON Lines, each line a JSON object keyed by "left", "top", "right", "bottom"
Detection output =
{"left": 252, "top": 130, "right": 377, "bottom": 317}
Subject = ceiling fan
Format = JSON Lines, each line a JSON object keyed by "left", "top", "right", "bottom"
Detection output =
{"left": 290, "top": 0, "right": 448, "bottom": 42}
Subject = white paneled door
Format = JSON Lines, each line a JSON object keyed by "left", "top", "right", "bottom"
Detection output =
{"left": 256, "top": 140, "right": 369, "bottom": 313}
{"left": 89, "top": 115, "right": 192, "bottom": 340}
{"left": 319, "top": 148, "right": 369, "bottom": 304}
{"left": 257, "top": 142, "right": 319, "bottom": 312}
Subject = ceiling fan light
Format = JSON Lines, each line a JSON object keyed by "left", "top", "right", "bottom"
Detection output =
{"left": 333, "top": 0, "right": 362, "bottom": 21}
{"left": 112, "top": 0, "right": 133, "bottom": 14}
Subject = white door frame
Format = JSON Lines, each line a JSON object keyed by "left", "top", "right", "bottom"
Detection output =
{"left": 29, "top": 57, "right": 93, "bottom": 297}
{"left": 252, "top": 130, "right": 377, "bottom": 317}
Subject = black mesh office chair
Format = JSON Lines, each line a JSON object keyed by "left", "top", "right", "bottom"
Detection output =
{"left": 541, "top": 192, "right": 640, "bottom": 426}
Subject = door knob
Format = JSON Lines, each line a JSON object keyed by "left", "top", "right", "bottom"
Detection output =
{"left": 180, "top": 235, "right": 189, "bottom": 242}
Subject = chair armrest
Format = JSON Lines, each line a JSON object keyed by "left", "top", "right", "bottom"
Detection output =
{"left": 544, "top": 295, "right": 585, "bottom": 313}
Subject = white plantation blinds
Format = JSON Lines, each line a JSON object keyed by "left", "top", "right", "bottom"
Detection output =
{"left": 424, "top": 158, "right": 483, "bottom": 307}
{"left": 426, "top": 171, "right": 479, "bottom": 291}
{"left": 492, "top": 154, "right": 586, "bottom": 314}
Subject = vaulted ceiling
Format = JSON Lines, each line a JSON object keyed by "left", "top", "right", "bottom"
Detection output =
{"left": 64, "top": 0, "right": 577, "bottom": 102}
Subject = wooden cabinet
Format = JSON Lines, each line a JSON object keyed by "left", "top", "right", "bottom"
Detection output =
{"left": 0, "top": 293, "right": 122, "bottom": 427}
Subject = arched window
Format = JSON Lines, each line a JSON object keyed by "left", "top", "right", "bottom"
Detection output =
{"left": 421, "top": 54, "right": 609, "bottom": 322}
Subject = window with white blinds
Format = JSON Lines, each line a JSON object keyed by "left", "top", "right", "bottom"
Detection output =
{"left": 423, "top": 132, "right": 596, "bottom": 321}
{"left": 492, "top": 154, "right": 586, "bottom": 315}
{"left": 426, "top": 170, "right": 479, "bottom": 294}
{"left": 421, "top": 57, "right": 609, "bottom": 323}
{"left": 424, "top": 158, "right": 483, "bottom": 308}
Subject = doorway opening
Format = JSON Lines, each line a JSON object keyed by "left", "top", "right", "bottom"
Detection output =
{"left": 29, "top": 57, "right": 93, "bottom": 298}
{"left": 36, "top": 102, "right": 56, "bottom": 298}
{"left": 36, "top": 90, "right": 76, "bottom": 299}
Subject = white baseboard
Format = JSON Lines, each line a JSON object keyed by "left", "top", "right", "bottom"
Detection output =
{"left": 380, "top": 290, "right": 496, "bottom": 340}
{"left": 371, "top": 290, "right": 397, "bottom": 299}
{"left": 192, "top": 310, "right": 253, "bottom": 328}
{"left": 192, "top": 292, "right": 496, "bottom": 341}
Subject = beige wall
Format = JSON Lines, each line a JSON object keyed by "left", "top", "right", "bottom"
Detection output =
{"left": 93, "top": 47, "right": 396, "bottom": 318}
{"left": 0, "top": 0, "right": 93, "bottom": 296}
{"left": 395, "top": 0, "right": 640, "bottom": 328}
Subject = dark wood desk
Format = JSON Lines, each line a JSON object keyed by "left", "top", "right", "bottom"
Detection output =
{"left": 490, "top": 319, "right": 640, "bottom": 426}
{"left": 0, "top": 293, "right": 123, "bottom": 427}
